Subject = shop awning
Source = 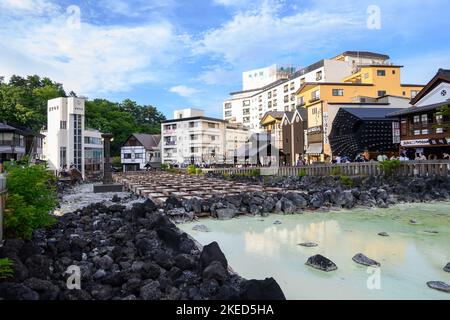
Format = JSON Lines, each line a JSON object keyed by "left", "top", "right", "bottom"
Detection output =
{"left": 306, "top": 143, "right": 323, "bottom": 154}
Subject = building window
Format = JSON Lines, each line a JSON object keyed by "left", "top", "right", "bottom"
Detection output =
{"left": 208, "top": 123, "right": 217, "bottom": 129}
{"left": 378, "top": 90, "right": 386, "bottom": 97}
{"left": 411, "top": 90, "right": 419, "bottom": 99}
{"left": 124, "top": 153, "right": 132, "bottom": 159}
{"left": 316, "top": 71, "right": 323, "bottom": 81}
{"left": 273, "top": 100, "right": 278, "bottom": 107}
{"left": 268, "top": 101, "right": 272, "bottom": 108}
{"left": 298, "top": 96, "right": 305, "bottom": 106}
{"left": 413, "top": 115, "right": 420, "bottom": 124}
{"left": 225, "top": 111, "right": 232, "bottom": 117}
{"left": 300, "top": 78, "right": 305, "bottom": 85}
{"left": 422, "top": 129, "right": 430, "bottom": 135}
{"left": 284, "top": 95, "right": 289, "bottom": 103}
{"left": 273, "top": 89, "right": 277, "bottom": 97}
{"left": 268, "top": 92, "right": 272, "bottom": 99}
{"left": 60, "top": 121, "right": 67, "bottom": 130}
{"left": 436, "top": 114, "right": 443, "bottom": 124}
{"left": 224, "top": 103, "right": 232, "bottom": 109}
{"left": 60, "top": 147, "right": 67, "bottom": 167}
{"left": 436, "top": 128, "right": 445, "bottom": 134}
{"left": 377, "top": 70, "right": 386, "bottom": 76}
{"left": 364, "top": 73, "right": 369, "bottom": 79}
{"left": 72, "top": 114, "right": 82, "bottom": 171}
{"left": 332, "top": 89, "right": 344, "bottom": 96}
{"left": 392, "top": 70, "right": 396, "bottom": 74}
{"left": 284, "top": 84, "right": 289, "bottom": 93}
{"left": 311, "top": 90, "right": 320, "bottom": 101}
{"left": 421, "top": 114, "right": 428, "bottom": 124}
{"left": 290, "top": 82, "right": 295, "bottom": 90}
{"left": 243, "top": 100, "right": 250, "bottom": 107}
{"left": 414, "top": 130, "right": 421, "bottom": 136}
{"left": 135, "top": 153, "right": 143, "bottom": 159}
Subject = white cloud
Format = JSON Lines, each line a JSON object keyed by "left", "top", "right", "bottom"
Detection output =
{"left": 97, "top": 0, "right": 176, "bottom": 18}
{"left": 0, "top": 7, "right": 191, "bottom": 96}
{"left": 169, "top": 85, "right": 200, "bottom": 97}
{"left": 194, "top": 1, "right": 363, "bottom": 85}
{"left": 0, "top": 0, "right": 59, "bottom": 15}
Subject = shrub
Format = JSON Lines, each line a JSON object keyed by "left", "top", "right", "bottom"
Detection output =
{"left": 0, "top": 258, "right": 14, "bottom": 280}
{"left": 298, "top": 168, "right": 307, "bottom": 177}
{"left": 222, "top": 172, "right": 230, "bottom": 179}
{"left": 379, "top": 160, "right": 401, "bottom": 177}
{"left": 195, "top": 168, "right": 202, "bottom": 175}
{"left": 340, "top": 175, "right": 354, "bottom": 188}
{"left": 187, "top": 164, "right": 197, "bottom": 175}
{"left": 160, "top": 163, "right": 169, "bottom": 171}
{"left": 249, "top": 169, "right": 260, "bottom": 177}
{"left": 3, "top": 162, "right": 57, "bottom": 240}
{"left": 330, "top": 166, "right": 341, "bottom": 176}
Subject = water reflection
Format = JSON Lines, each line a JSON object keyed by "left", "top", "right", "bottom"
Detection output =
{"left": 181, "top": 203, "right": 450, "bottom": 300}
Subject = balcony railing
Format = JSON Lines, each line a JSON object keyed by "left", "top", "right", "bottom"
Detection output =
{"left": 309, "top": 97, "right": 320, "bottom": 103}
{"left": 164, "top": 141, "right": 176, "bottom": 146}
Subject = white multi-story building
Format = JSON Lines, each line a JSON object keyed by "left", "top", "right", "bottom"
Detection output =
{"left": 161, "top": 109, "right": 249, "bottom": 165}
{"left": 42, "top": 97, "right": 103, "bottom": 179}
{"left": 224, "top": 51, "right": 391, "bottom": 132}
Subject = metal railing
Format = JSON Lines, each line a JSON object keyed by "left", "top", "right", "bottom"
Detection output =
{"left": 203, "top": 161, "right": 450, "bottom": 177}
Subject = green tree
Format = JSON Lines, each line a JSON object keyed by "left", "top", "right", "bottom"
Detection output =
{"left": 4, "top": 162, "right": 57, "bottom": 239}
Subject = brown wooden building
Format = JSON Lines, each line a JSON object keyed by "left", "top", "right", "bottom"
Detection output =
{"left": 281, "top": 108, "right": 308, "bottom": 166}
{"left": 387, "top": 69, "right": 450, "bottom": 158}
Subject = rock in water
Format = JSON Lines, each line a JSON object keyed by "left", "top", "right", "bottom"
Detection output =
{"left": 409, "top": 219, "right": 418, "bottom": 225}
{"left": 298, "top": 243, "right": 318, "bottom": 248}
{"left": 192, "top": 225, "right": 210, "bottom": 232}
{"left": 200, "top": 242, "right": 228, "bottom": 270}
{"left": 273, "top": 220, "right": 282, "bottom": 225}
{"left": 378, "top": 232, "right": 389, "bottom": 237}
{"left": 305, "top": 254, "right": 337, "bottom": 272}
{"left": 352, "top": 253, "right": 380, "bottom": 267}
{"left": 240, "top": 278, "right": 286, "bottom": 300}
{"left": 444, "top": 263, "right": 450, "bottom": 273}
{"left": 427, "top": 281, "right": 450, "bottom": 293}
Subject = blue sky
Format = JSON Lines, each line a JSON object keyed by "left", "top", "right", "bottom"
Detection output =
{"left": 1, "top": 0, "right": 450, "bottom": 119}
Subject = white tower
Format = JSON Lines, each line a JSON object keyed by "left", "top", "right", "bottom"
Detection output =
{"left": 46, "top": 97, "right": 86, "bottom": 177}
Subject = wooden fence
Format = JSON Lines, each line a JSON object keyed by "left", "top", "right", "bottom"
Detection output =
{"left": 0, "top": 174, "right": 6, "bottom": 243}
{"left": 203, "top": 161, "right": 450, "bottom": 177}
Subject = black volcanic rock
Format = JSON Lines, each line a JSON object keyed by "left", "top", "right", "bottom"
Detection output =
{"left": 305, "top": 254, "right": 337, "bottom": 272}
{"left": 352, "top": 253, "right": 380, "bottom": 267}
{"left": 240, "top": 278, "right": 286, "bottom": 300}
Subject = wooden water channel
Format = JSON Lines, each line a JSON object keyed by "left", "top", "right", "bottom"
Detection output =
{"left": 113, "top": 172, "right": 286, "bottom": 205}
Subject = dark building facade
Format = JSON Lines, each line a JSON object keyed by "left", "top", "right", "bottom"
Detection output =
{"left": 281, "top": 108, "right": 308, "bottom": 165}
{"left": 0, "top": 122, "right": 44, "bottom": 164}
{"left": 329, "top": 108, "right": 403, "bottom": 159}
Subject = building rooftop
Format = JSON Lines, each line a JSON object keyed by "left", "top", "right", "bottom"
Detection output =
{"left": 342, "top": 108, "right": 404, "bottom": 121}
{"left": 386, "top": 101, "right": 449, "bottom": 117}
{"left": 410, "top": 68, "right": 450, "bottom": 105}
{"left": 336, "top": 51, "right": 390, "bottom": 60}
{"left": 128, "top": 134, "right": 161, "bottom": 150}
{"left": 162, "top": 116, "right": 227, "bottom": 124}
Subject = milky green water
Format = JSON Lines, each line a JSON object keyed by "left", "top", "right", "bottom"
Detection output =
{"left": 180, "top": 203, "right": 450, "bottom": 300}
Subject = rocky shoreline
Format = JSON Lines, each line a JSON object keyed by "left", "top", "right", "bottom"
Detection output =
{"left": 161, "top": 174, "right": 450, "bottom": 222}
{"left": 0, "top": 199, "right": 286, "bottom": 300}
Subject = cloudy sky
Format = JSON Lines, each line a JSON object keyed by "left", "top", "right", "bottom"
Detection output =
{"left": 1, "top": 0, "right": 450, "bottom": 118}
